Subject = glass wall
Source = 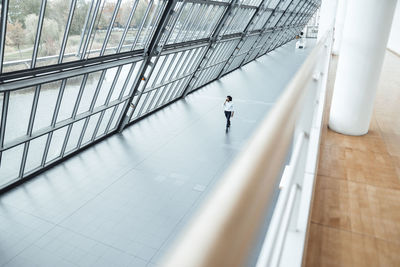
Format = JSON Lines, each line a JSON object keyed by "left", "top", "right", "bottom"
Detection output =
{"left": 0, "top": 0, "right": 320, "bottom": 189}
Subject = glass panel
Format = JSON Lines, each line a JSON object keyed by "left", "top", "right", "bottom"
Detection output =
{"left": 81, "top": 113, "right": 101, "bottom": 145}
{"left": 109, "top": 103, "right": 124, "bottom": 130}
{"left": 87, "top": 0, "right": 119, "bottom": 58}
{"left": 94, "top": 66, "right": 118, "bottom": 107}
{"left": 4, "top": 87, "right": 35, "bottom": 145}
{"left": 46, "top": 126, "right": 68, "bottom": 163}
{"left": 62, "top": 0, "right": 92, "bottom": 63}
{"left": 120, "top": 0, "right": 164, "bottom": 52}
{"left": 110, "top": 63, "right": 132, "bottom": 101}
{"left": 57, "top": 75, "right": 84, "bottom": 123}
{"left": 65, "top": 119, "right": 85, "bottom": 153}
{"left": 0, "top": 93, "right": 3, "bottom": 126}
{"left": 0, "top": 144, "right": 24, "bottom": 185}
{"left": 33, "top": 80, "right": 62, "bottom": 132}
{"left": 123, "top": 60, "right": 142, "bottom": 97}
{"left": 77, "top": 70, "right": 102, "bottom": 114}
{"left": 96, "top": 107, "right": 113, "bottom": 138}
{"left": 3, "top": 0, "right": 42, "bottom": 72}
{"left": 36, "top": 0, "right": 73, "bottom": 67}
{"left": 24, "top": 134, "right": 47, "bottom": 174}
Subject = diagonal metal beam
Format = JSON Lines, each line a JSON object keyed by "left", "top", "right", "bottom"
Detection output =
{"left": 180, "top": 0, "right": 241, "bottom": 98}
{"left": 116, "top": 0, "right": 182, "bottom": 132}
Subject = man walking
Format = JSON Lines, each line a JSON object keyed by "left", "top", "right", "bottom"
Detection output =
{"left": 223, "top": 95, "right": 234, "bottom": 131}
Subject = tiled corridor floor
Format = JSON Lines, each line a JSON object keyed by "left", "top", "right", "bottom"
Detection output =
{"left": 0, "top": 40, "right": 315, "bottom": 267}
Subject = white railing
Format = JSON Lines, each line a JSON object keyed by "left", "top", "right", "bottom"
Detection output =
{"left": 163, "top": 31, "right": 333, "bottom": 267}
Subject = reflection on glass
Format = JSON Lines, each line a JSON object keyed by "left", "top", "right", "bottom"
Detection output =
{"left": 0, "top": 144, "right": 24, "bottom": 183}
{"left": 96, "top": 107, "right": 113, "bottom": 138}
{"left": 4, "top": 87, "right": 35, "bottom": 145}
{"left": 46, "top": 126, "right": 68, "bottom": 163}
{"left": 77, "top": 71, "right": 102, "bottom": 114}
{"left": 24, "top": 134, "right": 47, "bottom": 174}
{"left": 81, "top": 112, "right": 100, "bottom": 145}
{"left": 57, "top": 75, "right": 84, "bottom": 123}
{"left": 3, "top": 0, "right": 41, "bottom": 72}
{"left": 33, "top": 80, "right": 62, "bottom": 133}
{"left": 65, "top": 119, "right": 85, "bottom": 153}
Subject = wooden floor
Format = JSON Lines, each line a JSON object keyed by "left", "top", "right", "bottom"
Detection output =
{"left": 304, "top": 50, "right": 400, "bottom": 267}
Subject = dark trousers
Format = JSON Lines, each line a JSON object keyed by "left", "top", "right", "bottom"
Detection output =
{"left": 224, "top": 111, "right": 232, "bottom": 128}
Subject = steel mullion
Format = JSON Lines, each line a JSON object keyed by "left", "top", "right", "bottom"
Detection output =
{"left": 182, "top": 3, "right": 201, "bottom": 42}
{"left": 91, "top": 66, "right": 122, "bottom": 140}
{"left": 186, "top": 4, "right": 206, "bottom": 41}
{"left": 147, "top": 50, "right": 185, "bottom": 111}
{"left": 140, "top": 52, "right": 178, "bottom": 116}
{"left": 77, "top": 0, "right": 95, "bottom": 57}
{"left": 142, "top": 0, "right": 166, "bottom": 49}
{"left": 31, "top": 0, "right": 47, "bottom": 68}
{"left": 81, "top": 0, "right": 102, "bottom": 60}
{"left": 130, "top": 0, "right": 185, "bottom": 117}
{"left": 0, "top": 96, "right": 128, "bottom": 154}
{"left": 58, "top": 0, "right": 77, "bottom": 63}
{"left": 253, "top": 5, "right": 288, "bottom": 58}
{"left": 196, "top": 5, "right": 215, "bottom": 39}
{"left": 77, "top": 69, "right": 106, "bottom": 147}
{"left": 144, "top": 54, "right": 173, "bottom": 110}
{"left": 104, "top": 62, "right": 137, "bottom": 133}
{"left": 182, "top": 4, "right": 205, "bottom": 42}
{"left": 100, "top": 0, "right": 122, "bottom": 56}
{"left": 174, "top": 2, "right": 194, "bottom": 43}
{"left": 152, "top": 54, "right": 172, "bottom": 88}
{"left": 116, "top": 0, "right": 140, "bottom": 53}
{"left": 41, "top": 79, "right": 67, "bottom": 166}
{"left": 86, "top": 0, "right": 107, "bottom": 58}
{"left": 0, "top": 0, "right": 9, "bottom": 73}
{"left": 130, "top": 0, "right": 154, "bottom": 51}
{"left": 118, "top": 0, "right": 182, "bottom": 130}
{"left": 180, "top": 0, "right": 241, "bottom": 98}
{"left": 154, "top": 48, "right": 192, "bottom": 108}
{"left": 60, "top": 74, "right": 88, "bottom": 155}
{"left": 216, "top": 0, "right": 270, "bottom": 77}
{"left": 0, "top": 91, "right": 8, "bottom": 165}
{"left": 245, "top": 0, "right": 296, "bottom": 63}
{"left": 19, "top": 85, "right": 41, "bottom": 177}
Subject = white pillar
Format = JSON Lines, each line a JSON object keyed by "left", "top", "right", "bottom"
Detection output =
{"left": 332, "top": 0, "right": 348, "bottom": 55}
{"left": 329, "top": 0, "right": 398, "bottom": 136}
{"left": 317, "top": 0, "right": 338, "bottom": 41}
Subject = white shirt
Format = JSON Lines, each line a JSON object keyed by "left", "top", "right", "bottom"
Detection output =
{"left": 224, "top": 101, "right": 234, "bottom": 112}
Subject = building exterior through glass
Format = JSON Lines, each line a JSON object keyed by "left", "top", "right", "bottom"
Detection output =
{"left": 0, "top": 0, "right": 320, "bottom": 189}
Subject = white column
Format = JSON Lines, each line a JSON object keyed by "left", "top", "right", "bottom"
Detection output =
{"left": 317, "top": 0, "right": 338, "bottom": 41}
{"left": 329, "top": 0, "right": 398, "bottom": 136}
{"left": 332, "top": 0, "right": 348, "bottom": 55}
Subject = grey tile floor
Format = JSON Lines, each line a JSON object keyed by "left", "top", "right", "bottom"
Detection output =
{"left": 0, "top": 39, "right": 315, "bottom": 267}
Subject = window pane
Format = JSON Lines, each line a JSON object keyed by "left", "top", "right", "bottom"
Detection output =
{"left": 46, "top": 126, "right": 68, "bottom": 163}
{"left": 4, "top": 87, "right": 35, "bottom": 145}
{"left": 81, "top": 113, "right": 100, "bottom": 145}
{"left": 62, "top": 0, "right": 92, "bottom": 63}
{"left": 94, "top": 66, "right": 119, "bottom": 107}
{"left": 96, "top": 107, "right": 113, "bottom": 138}
{"left": 24, "top": 135, "right": 47, "bottom": 174}
{"left": 0, "top": 144, "right": 24, "bottom": 185}
{"left": 33, "top": 80, "right": 62, "bottom": 133}
{"left": 110, "top": 63, "right": 132, "bottom": 101}
{"left": 3, "top": 0, "right": 42, "bottom": 72}
{"left": 57, "top": 75, "right": 84, "bottom": 123}
{"left": 65, "top": 119, "right": 85, "bottom": 153}
{"left": 109, "top": 103, "right": 124, "bottom": 131}
{"left": 36, "top": 0, "right": 73, "bottom": 67}
{"left": 88, "top": 1, "right": 119, "bottom": 58}
{"left": 77, "top": 71, "right": 102, "bottom": 114}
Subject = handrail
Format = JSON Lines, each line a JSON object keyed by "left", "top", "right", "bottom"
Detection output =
{"left": 163, "top": 33, "right": 331, "bottom": 267}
